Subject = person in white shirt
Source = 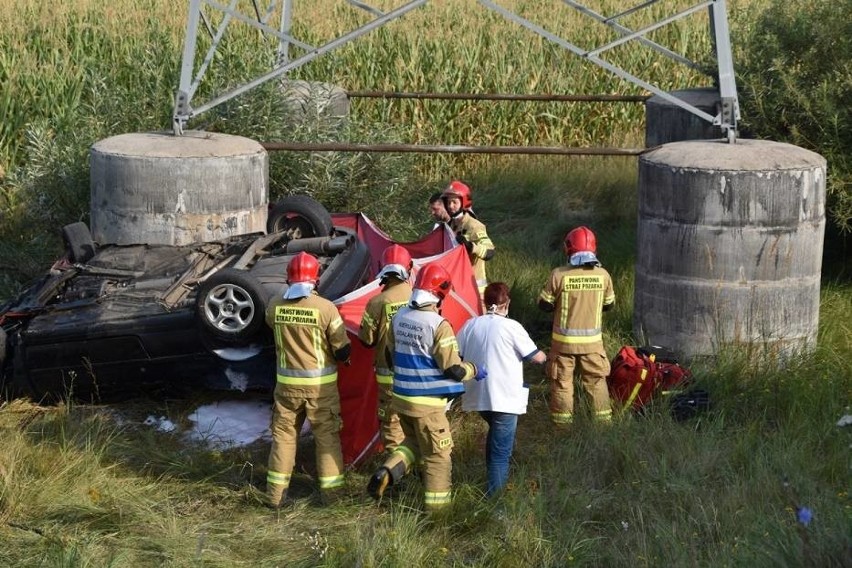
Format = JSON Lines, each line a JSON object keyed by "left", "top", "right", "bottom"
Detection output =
{"left": 457, "top": 282, "right": 546, "bottom": 496}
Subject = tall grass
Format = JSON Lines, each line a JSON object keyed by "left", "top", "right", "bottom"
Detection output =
{"left": 3, "top": 157, "right": 849, "bottom": 566}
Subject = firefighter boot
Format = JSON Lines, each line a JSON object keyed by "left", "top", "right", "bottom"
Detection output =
{"left": 367, "top": 467, "right": 392, "bottom": 500}
{"left": 367, "top": 460, "right": 407, "bottom": 501}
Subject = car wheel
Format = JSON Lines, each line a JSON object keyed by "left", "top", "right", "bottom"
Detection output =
{"left": 62, "top": 222, "right": 96, "bottom": 264}
{"left": 267, "top": 195, "right": 333, "bottom": 238}
{"left": 196, "top": 269, "right": 269, "bottom": 343}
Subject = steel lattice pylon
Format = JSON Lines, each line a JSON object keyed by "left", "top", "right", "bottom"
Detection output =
{"left": 173, "top": 0, "right": 740, "bottom": 142}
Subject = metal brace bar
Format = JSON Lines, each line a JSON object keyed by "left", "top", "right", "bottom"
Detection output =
{"left": 606, "top": 0, "right": 659, "bottom": 23}
{"left": 709, "top": 0, "right": 739, "bottom": 137}
{"left": 187, "top": 0, "right": 429, "bottom": 120}
{"left": 187, "top": 0, "right": 239, "bottom": 101}
{"left": 587, "top": 1, "right": 713, "bottom": 58}
{"left": 174, "top": 0, "right": 204, "bottom": 134}
{"left": 175, "top": 0, "right": 740, "bottom": 141}
{"left": 561, "top": 0, "right": 697, "bottom": 69}
{"left": 346, "top": 0, "right": 386, "bottom": 17}
{"left": 260, "top": 141, "right": 645, "bottom": 156}
{"left": 205, "top": 0, "right": 315, "bottom": 51}
{"left": 478, "top": 0, "right": 715, "bottom": 123}
{"left": 276, "top": 0, "right": 292, "bottom": 66}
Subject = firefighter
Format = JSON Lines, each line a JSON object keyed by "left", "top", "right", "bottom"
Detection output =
{"left": 264, "top": 251, "right": 351, "bottom": 508}
{"left": 538, "top": 226, "right": 615, "bottom": 425}
{"left": 366, "top": 263, "right": 486, "bottom": 510}
{"left": 358, "top": 244, "right": 414, "bottom": 452}
{"left": 442, "top": 181, "right": 495, "bottom": 297}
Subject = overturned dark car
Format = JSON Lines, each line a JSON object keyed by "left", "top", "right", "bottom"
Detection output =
{"left": 0, "top": 196, "right": 370, "bottom": 402}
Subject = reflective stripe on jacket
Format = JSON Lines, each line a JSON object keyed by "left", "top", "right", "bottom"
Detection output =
{"left": 265, "top": 292, "right": 349, "bottom": 386}
{"left": 539, "top": 265, "right": 615, "bottom": 354}
{"left": 358, "top": 279, "right": 412, "bottom": 379}
{"left": 391, "top": 306, "right": 466, "bottom": 398}
{"left": 450, "top": 213, "right": 494, "bottom": 286}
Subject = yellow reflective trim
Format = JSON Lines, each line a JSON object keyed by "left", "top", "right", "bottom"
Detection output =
{"left": 267, "top": 471, "right": 291, "bottom": 485}
{"left": 318, "top": 474, "right": 345, "bottom": 489}
{"left": 550, "top": 412, "right": 574, "bottom": 424}
{"left": 274, "top": 326, "right": 287, "bottom": 368}
{"left": 539, "top": 291, "right": 555, "bottom": 303}
{"left": 376, "top": 373, "right": 393, "bottom": 385}
{"left": 424, "top": 491, "right": 452, "bottom": 505}
{"left": 623, "top": 382, "right": 644, "bottom": 411}
{"left": 277, "top": 373, "right": 338, "bottom": 385}
{"left": 595, "top": 409, "right": 613, "bottom": 422}
{"left": 361, "top": 311, "right": 376, "bottom": 328}
{"left": 437, "top": 336, "right": 457, "bottom": 348}
{"left": 393, "top": 392, "right": 449, "bottom": 407}
{"left": 551, "top": 332, "right": 603, "bottom": 344}
{"left": 313, "top": 327, "right": 325, "bottom": 368}
{"left": 329, "top": 316, "right": 343, "bottom": 332}
{"left": 393, "top": 445, "right": 416, "bottom": 467}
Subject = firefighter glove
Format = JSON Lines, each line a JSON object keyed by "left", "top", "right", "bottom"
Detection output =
{"left": 334, "top": 344, "right": 352, "bottom": 363}
{"left": 456, "top": 233, "right": 474, "bottom": 253}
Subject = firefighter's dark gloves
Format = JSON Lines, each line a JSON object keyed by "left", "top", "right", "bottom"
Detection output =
{"left": 334, "top": 344, "right": 352, "bottom": 362}
{"left": 473, "top": 366, "right": 488, "bottom": 382}
{"left": 444, "top": 365, "right": 468, "bottom": 382}
{"left": 456, "top": 234, "right": 474, "bottom": 253}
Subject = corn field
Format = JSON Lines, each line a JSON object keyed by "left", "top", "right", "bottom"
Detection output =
{"left": 0, "top": 0, "right": 734, "bottom": 174}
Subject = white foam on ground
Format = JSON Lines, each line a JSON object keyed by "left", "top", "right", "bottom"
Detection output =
{"left": 185, "top": 400, "right": 273, "bottom": 449}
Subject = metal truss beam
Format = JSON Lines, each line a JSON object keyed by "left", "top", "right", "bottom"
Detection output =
{"left": 173, "top": 0, "right": 740, "bottom": 141}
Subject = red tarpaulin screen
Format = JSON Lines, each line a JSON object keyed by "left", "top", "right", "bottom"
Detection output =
{"left": 331, "top": 213, "right": 481, "bottom": 466}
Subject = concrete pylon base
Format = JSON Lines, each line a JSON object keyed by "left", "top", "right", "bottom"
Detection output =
{"left": 90, "top": 131, "right": 268, "bottom": 246}
{"left": 634, "top": 139, "right": 827, "bottom": 360}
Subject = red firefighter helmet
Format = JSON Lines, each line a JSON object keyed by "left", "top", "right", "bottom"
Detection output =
{"left": 442, "top": 180, "right": 473, "bottom": 210}
{"left": 379, "top": 244, "right": 413, "bottom": 280}
{"left": 287, "top": 251, "right": 320, "bottom": 284}
{"left": 414, "top": 263, "right": 453, "bottom": 301}
{"left": 563, "top": 226, "right": 597, "bottom": 257}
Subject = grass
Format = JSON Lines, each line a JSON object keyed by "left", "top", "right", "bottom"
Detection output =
{"left": 1, "top": 0, "right": 850, "bottom": 566}
{"left": 2, "top": 163, "right": 850, "bottom": 566}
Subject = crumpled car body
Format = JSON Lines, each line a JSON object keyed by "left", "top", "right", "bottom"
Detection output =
{"left": 0, "top": 197, "right": 370, "bottom": 402}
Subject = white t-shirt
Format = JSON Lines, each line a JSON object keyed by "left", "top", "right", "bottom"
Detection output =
{"left": 457, "top": 314, "right": 541, "bottom": 414}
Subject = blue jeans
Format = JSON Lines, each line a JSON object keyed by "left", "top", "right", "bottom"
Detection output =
{"left": 478, "top": 411, "right": 518, "bottom": 496}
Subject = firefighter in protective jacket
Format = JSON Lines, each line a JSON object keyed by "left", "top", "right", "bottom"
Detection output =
{"left": 442, "top": 181, "right": 495, "bottom": 296}
{"left": 264, "top": 251, "right": 351, "bottom": 508}
{"left": 538, "top": 227, "right": 615, "bottom": 425}
{"left": 367, "top": 263, "right": 485, "bottom": 510}
{"left": 358, "top": 244, "right": 414, "bottom": 452}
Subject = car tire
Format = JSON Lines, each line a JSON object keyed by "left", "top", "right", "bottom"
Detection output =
{"left": 267, "top": 195, "right": 333, "bottom": 238}
{"left": 196, "top": 269, "right": 269, "bottom": 343}
{"left": 62, "top": 222, "right": 96, "bottom": 264}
